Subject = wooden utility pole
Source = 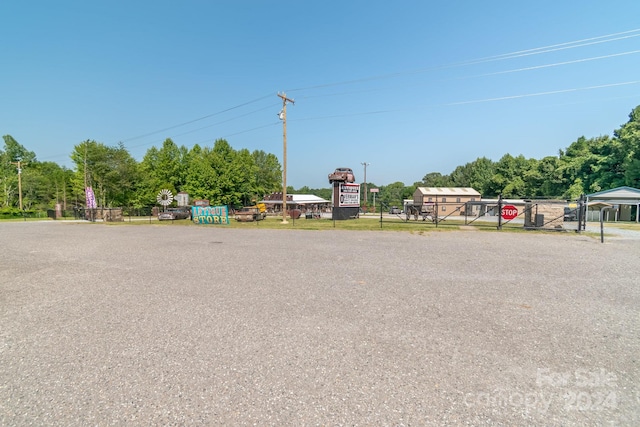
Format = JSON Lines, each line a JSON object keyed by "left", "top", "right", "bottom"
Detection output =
{"left": 10, "top": 161, "right": 26, "bottom": 210}
{"left": 361, "top": 162, "right": 370, "bottom": 211}
{"left": 278, "top": 92, "right": 294, "bottom": 223}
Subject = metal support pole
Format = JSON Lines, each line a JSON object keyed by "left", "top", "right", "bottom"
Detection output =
{"left": 600, "top": 205, "right": 619, "bottom": 243}
{"left": 497, "top": 194, "right": 503, "bottom": 230}
{"left": 361, "top": 162, "right": 369, "bottom": 211}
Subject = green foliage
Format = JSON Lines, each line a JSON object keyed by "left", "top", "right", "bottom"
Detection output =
{"left": 616, "top": 106, "right": 640, "bottom": 188}
{"left": 71, "top": 140, "right": 140, "bottom": 207}
{"left": 421, "top": 172, "right": 453, "bottom": 187}
{"left": 416, "top": 106, "right": 640, "bottom": 200}
{"left": 179, "top": 139, "right": 282, "bottom": 208}
{"left": 0, "top": 206, "right": 26, "bottom": 218}
{"left": 1, "top": 135, "right": 37, "bottom": 208}
{"left": 2, "top": 135, "right": 37, "bottom": 163}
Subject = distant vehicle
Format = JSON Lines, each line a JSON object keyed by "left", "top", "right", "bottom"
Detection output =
{"left": 158, "top": 207, "right": 191, "bottom": 221}
{"left": 328, "top": 167, "right": 355, "bottom": 183}
{"left": 389, "top": 206, "right": 401, "bottom": 214}
{"left": 235, "top": 203, "right": 267, "bottom": 222}
{"left": 564, "top": 207, "right": 578, "bottom": 221}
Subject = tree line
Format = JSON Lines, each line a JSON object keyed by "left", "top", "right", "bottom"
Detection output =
{"left": 415, "top": 104, "right": 639, "bottom": 200}
{"left": 0, "top": 137, "right": 282, "bottom": 216}
{"left": 1, "top": 105, "right": 639, "bottom": 215}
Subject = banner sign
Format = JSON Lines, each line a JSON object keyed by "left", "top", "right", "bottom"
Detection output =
{"left": 338, "top": 183, "right": 361, "bottom": 207}
{"left": 192, "top": 205, "right": 229, "bottom": 225}
{"left": 85, "top": 187, "right": 97, "bottom": 209}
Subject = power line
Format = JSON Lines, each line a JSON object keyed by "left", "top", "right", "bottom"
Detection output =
{"left": 32, "top": 29, "right": 640, "bottom": 165}
{"left": 284, "top": 28, "right": 640, "bottom": 93}
{"left": 38, "top": 95, "right": 279, "bottom": 162}
{"left": 291, "top": 49, "right": 640, "bottom": 102}
{"left": 124, "top": 102, "right": 280, "bottom": 151}
{"left": 284, "top": 80, "right": 640, "bottom": 122}
{"left": 451, "top": 31, "right": 640, "bottom": 66}
{"left": 119, "top": 93, "right": 274, "bottom": 143}
{"left": 445, "top": 80, "right": 640, "bottom": 106}
{"left": 455, "top": 49, "right": 640, "bottom": 80}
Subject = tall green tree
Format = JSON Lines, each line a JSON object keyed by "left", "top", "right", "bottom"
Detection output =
{"left": 558, "top": 135, "right": 616, "bottom": 195}
{"left": 1, "top": 135, "right": 37, "bottom": 208}
{"left": 182, "top": 139, "right": 274, "bottom": 208}
{"left": 23, "top": 162, "right": 75, "bottom": 210}
{"left": 484, "top": 154, "right": 536, "bottom": 198}
{"left": 379, "top": 181, "right": 410, "bottom": 207}
{"left": 523, "top": 156, "right": 564, "bottom": 198}
{"left": 615, "top": 106, "right": 640, "bottom": 188}
{"left": 449, "top": 157, "right": 496, "bottom": 195}
{"left": 137, "top": 139, "right": 190, "bottom": 205}
{"left": 70, "top": 140, "right": 138, "bottom": 207}
{"left": 208, "top": 139, "right": 243, "bottom": 207}
{"left": 420, "top": 172, "right": 452, "bottom": 187}
{"left": 252, "top": 149, "right": 282, "bottom": 197}
{"left": 182, "top": 144, "right": 212, "bottom": 202}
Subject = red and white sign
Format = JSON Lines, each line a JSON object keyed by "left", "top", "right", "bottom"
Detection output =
{"left": 501, "top": 205, "right": 518, "bottom": 220}
{"left": 338, "top": 183, "right": 361, "bottom": 207}
{"left": 370, "top": 188, "right": 379, "bottom": 193}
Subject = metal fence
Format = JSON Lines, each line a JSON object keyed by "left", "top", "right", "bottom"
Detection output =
{"left": 375, "top": 196, "right": 588, "bottom": 233}
{"left": 4, "top": 206, "right": 158, "bottom": 222}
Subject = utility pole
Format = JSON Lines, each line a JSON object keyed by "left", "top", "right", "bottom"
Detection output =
{"left": 278, "top": 92, "right": 294, "bottom": 223}
{"left": 10, "top": 160, "right": 26, "bottom": 211}
{"left": 361, "top": 162, "right": 370, "bottom": 212}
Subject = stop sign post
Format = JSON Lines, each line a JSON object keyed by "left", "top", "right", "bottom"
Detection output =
{"left": 501, "top": 204, "right": 518, "bottom": 220}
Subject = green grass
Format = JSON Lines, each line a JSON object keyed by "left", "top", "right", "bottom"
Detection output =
{"left": 4, "top": 213, "right": 620, "bottom": 238}
{"left": 115, "top": 214, "right": 535, "bottom": 233}
{"left": 604, "top": 222, "right": 640, "bottom": 231}
{"left": 0, "top": 216, "right": 52, "bottom": 222}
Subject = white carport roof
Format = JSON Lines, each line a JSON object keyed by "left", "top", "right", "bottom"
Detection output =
{"left": 290, "top": 194, "right": 330, "bottom": 204}
{"left": 261, "top": 194, "right": 330, "bottom": 205}
{"left": 586, "top": 186, "right": 640, "bottom": 203}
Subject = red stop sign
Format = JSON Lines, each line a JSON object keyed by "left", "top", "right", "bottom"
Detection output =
{"left": 501, "top": 205, "right": 518, "bottom": 220}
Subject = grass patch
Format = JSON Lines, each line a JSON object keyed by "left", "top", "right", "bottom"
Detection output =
{"left": 604, "top": 222, "right": 640, "bottom": 231}
{"left": 9, "top": 214, "right": 606, "bottom": 237}
{"left": 100, "top": 214, "right": 534, "bottom": 234}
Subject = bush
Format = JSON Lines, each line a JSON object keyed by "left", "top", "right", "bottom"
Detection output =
{"left": 0, "top": 207, "right": 28, "bottom": 219}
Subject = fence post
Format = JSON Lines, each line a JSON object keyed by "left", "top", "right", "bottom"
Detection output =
{"left": 497, "top": 194, "right": 503, "bottom": 230}
{"left": 464, "top": 202, "right": 468, "bottom": 225}
{"left": 578, "top": 193, "right": 586, "bottom": 232}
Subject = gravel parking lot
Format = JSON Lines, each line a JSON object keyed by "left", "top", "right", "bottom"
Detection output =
{"left": 1, "top": 222, "right": 639, "bottom": 426}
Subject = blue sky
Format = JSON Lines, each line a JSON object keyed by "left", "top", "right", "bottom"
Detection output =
{"left": 2, "top": 1, "right": 640, "bottom": 189}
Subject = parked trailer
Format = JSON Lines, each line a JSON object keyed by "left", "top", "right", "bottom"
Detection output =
{"left": 404, "top": 202, "right": 436, "bottom": 221}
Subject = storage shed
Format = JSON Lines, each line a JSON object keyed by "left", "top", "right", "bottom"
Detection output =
{"left": 585, "top": 186, "right": 640, "bottom": 222}
{"left": 413, "top": 187, "right": 481, "bottom": 215}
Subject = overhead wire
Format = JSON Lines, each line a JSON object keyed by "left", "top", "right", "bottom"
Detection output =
{"left": 453, "top": 49, "right": 640, "bottom": 80}
{"left": 39, "top": 28, "right": 640, "bottom": 163}
{"left": 445, "top": 80, "right": 640, "bottom": 106}
{"left": 284, "top": 28, "right": 640, "bottom": 93}
{"left": 120, "top": 93, "right": 274, "bottom": 143}
{"left": 292, "top": 49, "right": 640, "bottom": 101}
{"left": 125, "top": 102, "right": 280, "bottom": 151}
{"left": 283, "top": 80, "right": 640, "bottom": 124}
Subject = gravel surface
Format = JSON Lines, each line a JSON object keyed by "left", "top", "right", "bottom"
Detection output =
{"left": 1, "top": 221, "right": 639, "bottom": 426}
